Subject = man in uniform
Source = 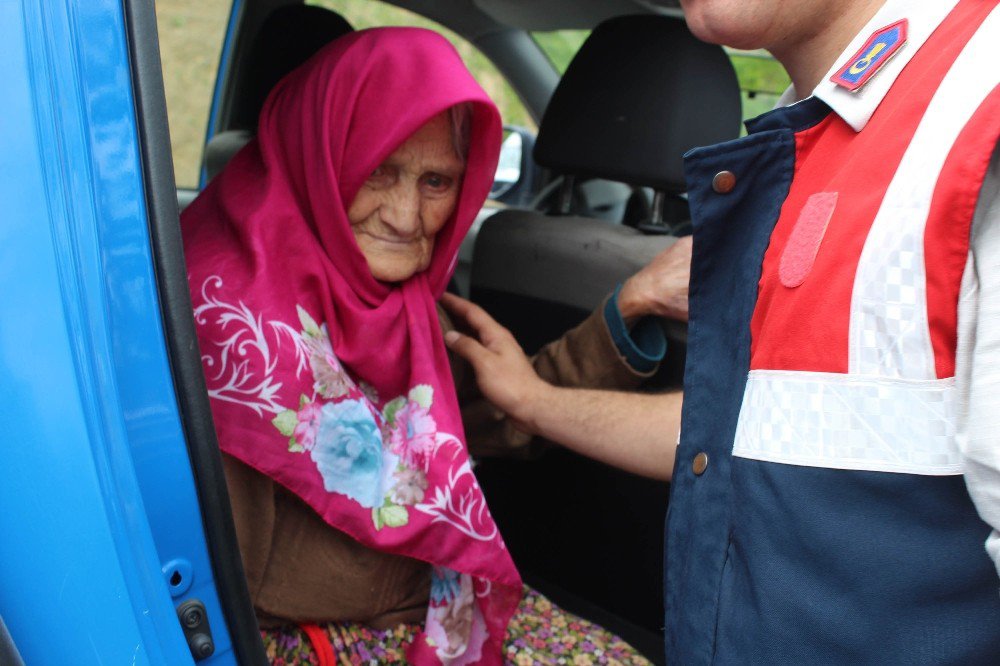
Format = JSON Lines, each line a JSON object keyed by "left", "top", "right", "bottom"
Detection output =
{"left": 444, "top": 0, "right": 1000, "bottom": 661}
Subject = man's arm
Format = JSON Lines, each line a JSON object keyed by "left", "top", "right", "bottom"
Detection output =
{"left": 450, "top": 294, "right": 661, "bottom": 459}
{"left": 442, "top": 293, "right": 681, "bottom": 481}
{"left": 454, "top": 236, "right": 690, "bottom": 461}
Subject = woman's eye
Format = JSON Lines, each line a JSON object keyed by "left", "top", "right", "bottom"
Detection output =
{"left": 367, "top": 165, "right": 393, "bottom": 185}
{"left": 423, "top": 173, "right": 453, "bottom": 192}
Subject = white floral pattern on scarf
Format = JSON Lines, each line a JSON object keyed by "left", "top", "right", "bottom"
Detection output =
{"left": 195, "top": 277, "right": 500, "bottom": 542}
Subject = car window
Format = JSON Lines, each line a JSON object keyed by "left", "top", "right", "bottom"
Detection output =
{"left": 155, "top": 0, "right": 231, "bottom": 189}
{"left": 158, "top": 0, "right": 537, "bottom": 188}
{"left": 532, "top": 30, "right": 590, "bottom": 74}
{"left": 727, "top": 49, "right": 791, "bottom": 121}
{"left": 308, "top": 0, "right": 535, "bottom": 131}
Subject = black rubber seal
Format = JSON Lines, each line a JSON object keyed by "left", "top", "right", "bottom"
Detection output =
{"left": 0, "top": 616, "right": 25, "bottom": 666}
{"left": 120, "top": 2, "right": 267, "bottom": 664}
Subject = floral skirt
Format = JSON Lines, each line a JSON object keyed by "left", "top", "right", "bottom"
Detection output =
{"left": 262, "top": 586, "right": 651, "bottom": 665}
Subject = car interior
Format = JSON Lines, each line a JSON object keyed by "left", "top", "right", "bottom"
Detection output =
{"left": 469, "top": 14, "right": 740, "bottom": 659}
{"left": 168, "top": 0, "right": 744, "bottom": 662}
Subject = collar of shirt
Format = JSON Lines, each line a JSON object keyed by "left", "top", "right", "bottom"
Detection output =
{"left": 776, "top": 0, "right": 959, "bottom": 131}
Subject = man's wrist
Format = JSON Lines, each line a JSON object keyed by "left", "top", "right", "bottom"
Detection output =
{"left": 514, "top": 378, "right": 557, "bottom": 435}
{"left": 617, "top": 277, "right": 645, "bottom": 323}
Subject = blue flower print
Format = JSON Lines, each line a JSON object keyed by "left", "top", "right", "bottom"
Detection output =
{"left": 311, "top": 398, "right": 385, "bottom": 508}
{"left": 430, "top": 566, "right": 462, "bottom": 605}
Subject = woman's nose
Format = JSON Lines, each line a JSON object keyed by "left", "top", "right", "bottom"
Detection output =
{"left": 381, "top": 184, "right": 421, "bottom": 237}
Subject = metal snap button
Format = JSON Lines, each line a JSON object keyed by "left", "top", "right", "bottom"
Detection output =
{"left": 692, "top": 452, "right": 709, "bottom": 475}
{"left": 712, "top": 171, "right": 736, "bottom": 194}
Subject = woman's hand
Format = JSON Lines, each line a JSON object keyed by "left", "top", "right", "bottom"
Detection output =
{"left": 442, "top": 292, "right": 681, "bottom": 480}
{"left": 617, "top": 236, "right": 692, "bottom": 323}
{"left": 440, "top": 293, "right": 551, "bottom": 433}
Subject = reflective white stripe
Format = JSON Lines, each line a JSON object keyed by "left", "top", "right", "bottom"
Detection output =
{"left": 849, "top": 5, "right": 1000, "bottom": 379}
{"left": 734, "top": 369, "right": 962, "bottom": 475}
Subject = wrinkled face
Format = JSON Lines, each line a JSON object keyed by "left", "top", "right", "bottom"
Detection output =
{"left": 348, "top": 112, "right": 466, "bottom": 283}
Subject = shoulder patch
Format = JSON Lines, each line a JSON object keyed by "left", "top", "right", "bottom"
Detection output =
{"left": 831, "top": 19, "right": 908, "bottom": 92}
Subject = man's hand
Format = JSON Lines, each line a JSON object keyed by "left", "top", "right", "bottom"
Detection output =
{"left": 617, "top": 236, "right": 692, "bottom": 323}
{"left": 440, "top": 293, "right": 551, "bottom": 433}
{"left": 441, "top": 292, "right": 682, "bottom": 480}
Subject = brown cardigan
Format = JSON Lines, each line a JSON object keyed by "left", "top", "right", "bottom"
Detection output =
{"left": 223, "top": 298, "right": 658, "bottom": 629}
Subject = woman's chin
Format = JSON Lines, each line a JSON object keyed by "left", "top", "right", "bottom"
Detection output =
{"left": 368, "top": 258, "right": 425, "bottom": 283}
{"left": 366, "top": 252, "right": 427, "bottom": 283}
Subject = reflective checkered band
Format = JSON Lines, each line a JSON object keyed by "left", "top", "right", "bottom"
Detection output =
{"left": 733, "top": 369, "right": 962, "bottom": 475}
{"left": 849, "top": 7, "right": 1000, "bottom": 379}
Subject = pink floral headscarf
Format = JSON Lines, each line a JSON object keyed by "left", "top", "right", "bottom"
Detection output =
{"left": 181, "top": 27, "right": 520, "bottom": 665}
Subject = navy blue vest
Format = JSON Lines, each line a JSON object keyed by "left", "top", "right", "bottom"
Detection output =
{"left": 666, "top": 82, "right": 1000, "bottom": 664}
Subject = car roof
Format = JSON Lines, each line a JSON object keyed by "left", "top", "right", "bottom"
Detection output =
{"left": 388, "top": 0, "right": 683, "bottom": 38}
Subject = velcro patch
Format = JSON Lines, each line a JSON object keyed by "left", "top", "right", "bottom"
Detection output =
{"left": 779, "top": 192, "right": 838, "bottom": 288}
{"left": 831, "top": 19, "right": 908, "bottom": 92}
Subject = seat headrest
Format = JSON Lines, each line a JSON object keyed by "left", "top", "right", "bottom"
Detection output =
{"left": 204, "top": 129, "right": 253, "bottom": 182}
{"left": 230, "top": 5, "right": 353, "bottom": 130}
{"left": 534, "top": 15, "right": 742, "bottom": 193}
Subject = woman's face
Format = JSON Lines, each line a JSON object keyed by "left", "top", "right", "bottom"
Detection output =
{"left": 348, "top": 111, "right": 466, "bottom": 283}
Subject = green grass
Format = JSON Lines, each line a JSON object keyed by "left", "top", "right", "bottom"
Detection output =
{"left": 728, "top": 50, "right": 790, "bottom": 121}
{"left": 156, "top": 0, "right": 231, "bottom": 187}
{"left": 532, "top": 30, "right": 589, "bottom": 74}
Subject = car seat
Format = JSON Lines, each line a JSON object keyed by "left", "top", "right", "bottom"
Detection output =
{"left": 471, "top": 14, "right": 741, "bottom": 352}
{"left": 469, "top": 14, "right": 742, "bottom": 662}
{"left": 200, "top": 4, "right": 354, "bottom": 183}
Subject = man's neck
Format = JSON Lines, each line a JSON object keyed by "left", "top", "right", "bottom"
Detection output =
{"left": 773, "top": 0, "right": 888, "bottom": 101}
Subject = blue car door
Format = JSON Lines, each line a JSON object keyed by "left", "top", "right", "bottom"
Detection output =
{"left": 0, "top": 1, "right": 263, "bottom": 663}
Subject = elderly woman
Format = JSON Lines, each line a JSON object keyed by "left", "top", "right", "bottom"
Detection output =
{"left": 182, "top": 27, "right": 664, "bottom": 665}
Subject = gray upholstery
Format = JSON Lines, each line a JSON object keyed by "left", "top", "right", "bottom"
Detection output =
{"left": 203, "top": 129, "right": 252, "bottom": 183}
{"left": 472, "top": 14, "right": 741, "bottom": 312}
{"left": 473, "top": 212, "right": 686, "bottom": 339}
{"left": 229, "top": 5, "right": 353, "bottom": 131}
{"left": 200, "top": 5, "right": 352, "bottom": 184}
{"left": 534, "top": 14, "right": 741, "bottom": 192}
